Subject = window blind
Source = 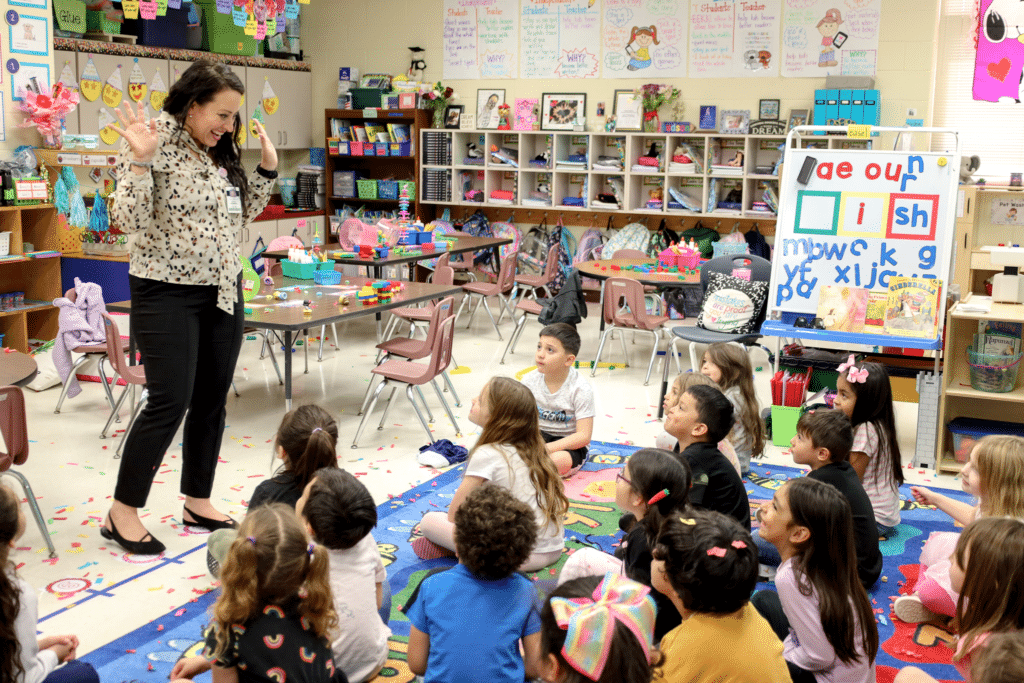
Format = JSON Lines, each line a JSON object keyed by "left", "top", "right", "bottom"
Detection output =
{"left": 931, "top": 0, "right": 1024, "bottom": 182}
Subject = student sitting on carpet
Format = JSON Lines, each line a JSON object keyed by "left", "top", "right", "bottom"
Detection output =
{"left": 207, "top": 404, "right": 341, "bottom": 574}
{"left": 700, "top": 342, "right": 767, "bottom": 476}
{"left": 296, "top": 468, "right": 391, "bottom": 683}
{"left": 1, "top": 484, "right": 99, "bottom": 683}
{"left": 539, "top": 574, "right": 660, "bottom": 683}
{"left": 656, "top": 372, "right": 742, "bottom": 477}
{"left": 171, "top": 504, "right": 346, "bottom": 683}
{"left": 556, "top": 448, "right": 691, "bottom": 642}
{"left": 406, "top": 484, "right": 542, "bottom": 683}
{"left": 414, "top": 376, "right": 568, "bottom": 571}
{"left": 664, "top": 384, "right": 751, "bottom": 530}
{"left": 895, "top": 630, "right": 1024, "bottom": 683}
{"left": 753, "top": 409, "right": 882, "bottom": 589}
{"left": 521, "top": 323, "right": 595, "bottom": 477}
{"left": 896, "top": 435, "right": 1024, "bottom": 626}
{"left": 751, "top": 478, "right": 879, "bottom": 683}
{"left": 651, "top": 509, "right": 791, "bottom": 682}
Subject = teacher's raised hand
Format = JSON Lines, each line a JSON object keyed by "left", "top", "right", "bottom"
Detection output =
{"left": 110, "top": 100, "right": 159, "bottom": 164}
{"left": 252, "top": 119, "right": 278, "bottom": 172}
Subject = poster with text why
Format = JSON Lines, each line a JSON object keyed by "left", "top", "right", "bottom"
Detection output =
{"left": 603, "top": 0, "right": 687, "bottom": 79}
{"left": 443, "top": 0, "right": 519, "bottom": 80}
{"left": 520, "top": 0, "right": 602, "bottom": 79}
{"left": 781, "top": 0, "right": 879, "bottom": 78}
{"left": 689, "top": 0, "right": 781, "bottom": 78}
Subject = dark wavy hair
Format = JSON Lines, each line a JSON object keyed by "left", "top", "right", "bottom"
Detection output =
{"left": 454, "top": 483, "right": 537, "bottom": 579}
{"left": 303, "top": 468, "right": 377, "bottom": 550}
{"left": 1, "top": 485, "right": 25, "bottom": 683}
{"left": 624, "top": 448, "right": 692, "bottom": 549}
{"left": 785, "top": 478, "right": 879, "bottom": 665}
{"left": 163, "top": 59, "right": 249, "bottom": 213}
{"left": 653, "top": 509, "right": 757, "bottom": 614}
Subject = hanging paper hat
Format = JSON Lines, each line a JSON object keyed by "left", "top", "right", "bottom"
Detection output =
{"left": 98, "top": 108, "right": 119, "bottom": 147}
{"left": 262, "top": 77, "right": 279, "bottom": 115}
{"left": 128, "top": 58, "right": 147, "bottom": 102}
{"left": 149, "top": 69, "right": 167, "bottom": 111}
{"left": 102, "top": 64, "right": 123, "bottom": 108}
{"left": 59, "top": 60, "right": 79, "bottom": 93}
{"left": 80, "top": 56, "right": 102, "bottom": 102}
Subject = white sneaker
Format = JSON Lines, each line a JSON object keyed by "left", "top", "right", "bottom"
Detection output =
{"left": 893, "top": 595, "right": 943, "bottom": 624}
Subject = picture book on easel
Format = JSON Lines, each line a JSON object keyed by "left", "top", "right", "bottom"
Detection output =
{"left": 816, "top": 285, "right": 868, "bottom": 333}
{"left": 883, "top": 277, "right": 942, "bottom": 339}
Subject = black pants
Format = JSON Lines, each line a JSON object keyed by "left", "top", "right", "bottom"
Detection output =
{"left": 114, "top": 275, "right": 244, "bottom": 508}
{"left": 751, "top": 590, "right": 817, "bottom": 683}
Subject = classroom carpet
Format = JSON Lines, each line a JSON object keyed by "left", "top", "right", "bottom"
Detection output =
{"left": 82, "top": 441, "right": 968, "bottom": 683}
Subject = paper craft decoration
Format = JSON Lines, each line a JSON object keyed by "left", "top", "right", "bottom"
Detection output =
{"left": 882, "top": 276, "right": 941, "bottom": 339}
{"left": 102, "top": 64, "right": 123, "bottom": 108}
{"left": 262, "top": 78, "right": 278, "bottom": 115}
{"left": 128, "top": 59, "right": 147, "bottom": 102}
{"left": 123, "top": 0, "right": 140, "bottom": 19}
{"left": 98, "top": 108, "right": 119, "bottom": 146}
{"left": 513, "top": 98, "right": 538, "bottom": 131}
{"left": 697, "top": 272, "right": 769, "bottom": 334}
{"left": 80, "top": 56, "right": 101, "bottom": 102}
{"left": 149, "top": 69, "right": 167, "bottom": 111}
{"left": 58, "top": 60, "right": 78, "bottom": 93}
{"left": 140, "top": 0, "right": 157, "bottom": 19}
{"left": 249, "top": 106, "right": 264, "bottom": 138}
{"left": 816, "top": 285, "right": 867, "bottom": 333}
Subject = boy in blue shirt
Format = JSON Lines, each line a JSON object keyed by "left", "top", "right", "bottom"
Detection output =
{"left": 406, "top": 484, "right": 542, "bottom": 683}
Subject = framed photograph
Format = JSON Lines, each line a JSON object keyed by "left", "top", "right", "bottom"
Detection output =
{"left": 10, "top": 61, "right": 48, "bottom": 101}
{"left": 444, "top": 105, "right": 464, "bottom": 129}
{"left": 8, "top": 14, "right": 48, "bottom": 56}
{"left": 759, "top": 99, "right": 780, "bottom": 120}
{"left": 612, "top": 89, "right": 642, "bottom": 132}
{"left": 699, "top": 105, "right": 717, "bottom": 130}
{"left": 788, "top": 108, "right": 810, "bottom": 132}
{"left": 718, "top": 109, "right": 749, "bottom": 134}
{"left": 541, "top": 93, "right": 586, "bottom": 131}
{"left": 476, "top": 88, "right": 505, "bottom": 129}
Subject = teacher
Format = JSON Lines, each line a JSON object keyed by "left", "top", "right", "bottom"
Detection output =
{"left": 103, "top": 60, "right": 277, "bottom": 554}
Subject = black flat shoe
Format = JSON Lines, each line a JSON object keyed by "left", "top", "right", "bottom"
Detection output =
{"left": 183, "top": 507, "right": 238, "bottom": 532}
{"left": 101, "top": 516, "right": 166, "bottom": 555}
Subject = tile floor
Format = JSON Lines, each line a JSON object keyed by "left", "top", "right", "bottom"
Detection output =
{"left": 7, "top": 298, "right": 956, "bottom": 657}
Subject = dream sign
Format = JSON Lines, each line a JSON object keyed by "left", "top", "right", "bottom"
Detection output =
{"left": 768, "top": 130, "right": 960, "bottom": 318}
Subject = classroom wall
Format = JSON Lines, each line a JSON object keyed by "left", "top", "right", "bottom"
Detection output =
{"left": 302, "top": 0, "right": 940, "bottom": 144}
{"left": 0, "top": 0, "right": 56, "bottom": 157}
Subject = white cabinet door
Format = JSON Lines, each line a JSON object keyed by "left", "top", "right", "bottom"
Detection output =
{"left": 78, "top": 54, "right": 169, "bottom": 145}
{"left": 280, "top": 70, "right": 312, "bottom": 149}
{"left": 246, "top": 67, "right": 286, "bottom": 152}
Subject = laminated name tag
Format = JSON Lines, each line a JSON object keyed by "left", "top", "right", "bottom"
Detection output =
{"left": 226, "top": 186, "right": 242, "bottom": 214}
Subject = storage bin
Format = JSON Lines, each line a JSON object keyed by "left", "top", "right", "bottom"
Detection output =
{"left": 967, "top": 346, "right": 1022, "bottom": 393}
{"left": 374, "top": 142, "right": 388, "bottom": 157}
{"left": 397, "top": 180, "right": 416, "bottom": 198}
{"left": 278, "top": 178, "right": 297, "bottom": 207}
{"left": 350, "top": 141, "right": 366, "bottom": 156}
{"left": 281, "top": 259, "right": 334, "bottom": 280}
{"left": 378, "top": 180, "right": 398, "bottom": 200}
{"left": 356, "top": 179, "right": 378, "bottom": 199}
{"left": 185, "top": 2, "right": 203, "bottom": 50}
{"left": 771, "top": 405, "right": 802, "bottom": 447}
{"left": 947, "top": 417, "right": 1024, "bottom": 463}
{"left": 389, "top": 142, "right": 411, "bottom": 157}
{"left": 123, "top": 6, "right": 188, "bottom": 48}
{"left": 54, "top": 0, "right": 87, "bottom": 38}
{"left": 86, "top": 8, "right": 122, "bottom": 34}
{"left": 194, "top": 0, "right": 260, "bottom": 55}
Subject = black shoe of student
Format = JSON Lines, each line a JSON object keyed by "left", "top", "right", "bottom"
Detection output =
{"left": 101, "top": 516, "right": 166, "bottom": 555}
{"left": 183, "top": 507, "right": 239, "bottom": 532}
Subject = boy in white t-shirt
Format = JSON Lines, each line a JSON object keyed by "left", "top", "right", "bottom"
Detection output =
{"left": 521, "top": 323, "right": 595, "bottom": 477}
{"left": 296, "top": 467, "right": 391, "bottom": 683}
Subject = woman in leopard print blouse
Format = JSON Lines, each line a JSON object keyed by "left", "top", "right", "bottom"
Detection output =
{"left": 104, "top": 60, "right": 278, "bottom": 555}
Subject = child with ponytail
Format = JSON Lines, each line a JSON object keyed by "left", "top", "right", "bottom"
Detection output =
{"left": 557, "top": 448, "right": 691, "bottom": 641}
{"left": 171, "top": 503, "right": 343, "bottom": 683}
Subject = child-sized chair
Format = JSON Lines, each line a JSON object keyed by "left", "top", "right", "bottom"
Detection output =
{"left": 53, "top": 287, "right": 122, "bottom": 415}
{"left": 352, "top": 316, "right": 460, "bottom": 448}
{"left": 98, "top": 313, "right": 148, "bottom": 458}
{"left": 454, "top": 256, "right": 517, "bottom": 339}
{"left": 500, "top": 298, "right": 544, "bottom": 365}
{"left": 504, "top": 242, "right": 559, "bottom": 323}
{"left": 591, "top": 277, "right": 673, "bottom": 386}
{"left": 0, "top": 385, "right": 58, "bottom": 558}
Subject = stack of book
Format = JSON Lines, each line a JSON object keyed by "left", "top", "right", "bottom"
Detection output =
{"left": 421, "top": 169, "right": 451, "bottom": 202}
{"left": 710, "top": 164, "right": 743, "bottom": 176}
{"left": 422, "top": 132, "right": 452, "bottom": 165}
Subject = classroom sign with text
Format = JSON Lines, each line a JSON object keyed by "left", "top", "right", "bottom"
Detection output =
{"left": 770, "top": 148, "right": 957, "bottom": 315}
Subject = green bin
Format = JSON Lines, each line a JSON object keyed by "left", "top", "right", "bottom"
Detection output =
{"left": 194, "top": 0, "right": 259, "bottom": 56}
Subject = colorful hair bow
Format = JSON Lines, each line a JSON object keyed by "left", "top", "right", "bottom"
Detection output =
{"left": 836, "top": 354, "right": 857, "bottom": 374}
{"left": 706, "top": 547, "right": 728, "bottom": 557}
{"left": 847, "top": 367, "right": 869, "bottom": 383}
{"left": 550, "top": 573, "right": 656, "bottom": 681}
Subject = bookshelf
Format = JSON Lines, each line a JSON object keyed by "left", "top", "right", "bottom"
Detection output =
{"left": 0, "top": 205, "right": 61, "bottom": 353}
{"left": 324, "top": 109, "right": 430, "bottom": 227}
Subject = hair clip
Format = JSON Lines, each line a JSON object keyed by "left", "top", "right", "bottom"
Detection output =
{"left": 678, "top": 517, "right": 696, "bottom": 525}
{"left": 847, "top": 367, "right": 869, "bottom": 383}
{"left": 311, "top": 427, "right": 323, "bottom": 435}
{"left": 246, "top": 536, "right": 256, "bottom": 546}
{"left": 647, "top": 489, "right": 670, "bottom": 505}
{"left": 731, "top": 540, "right": 747, "bottom": 549}
{"left": 836, "top": 354, "right": 857, "bottom": 374}
{"left": 307, "top": 542, "right": 316, "bottom": 557}
{"left": 707, "top": 547, "right": 728, "bottom": 557}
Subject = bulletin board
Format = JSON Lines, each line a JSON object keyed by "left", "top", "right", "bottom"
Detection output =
{"left": 763, "top": 126, "right": 961, "bottom": 348}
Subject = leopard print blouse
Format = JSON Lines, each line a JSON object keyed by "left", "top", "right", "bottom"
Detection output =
{"left": 109, "top": 111, "right": 274, "bottom": 314}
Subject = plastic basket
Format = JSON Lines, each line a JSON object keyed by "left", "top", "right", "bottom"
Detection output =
{"left": 356, "top": 179, "right": 378, "bottom": 200}
{"left": 313, "top": 269, "right": 341, "bottom": 285}
{"left": 967, "top": 346, "right": 1022, "bottom": 393}
{"left": 378, "top": 180, "right": 399, "bottom": 200}
{"left": 281, "top": 259, "right": 335, "bottom": 280}
{"left": 397, "top": 180, "right": 416, "bottom": 198}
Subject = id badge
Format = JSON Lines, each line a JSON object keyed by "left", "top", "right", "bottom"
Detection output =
{"left": 226, "top": 186, "right": 242, "bottom": 214}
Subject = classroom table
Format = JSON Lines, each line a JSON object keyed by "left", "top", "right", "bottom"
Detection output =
{"left": 263, "top": 233, "right": 513, "bottom": 280}
{"left": 575, "top": 258, "right": 700, "bottom": 419}
{"left": 0, "top": 350, "right": 38, "bottom": 387}
{"left": 108, "top": 275, "right": 461, "bottom": 409}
